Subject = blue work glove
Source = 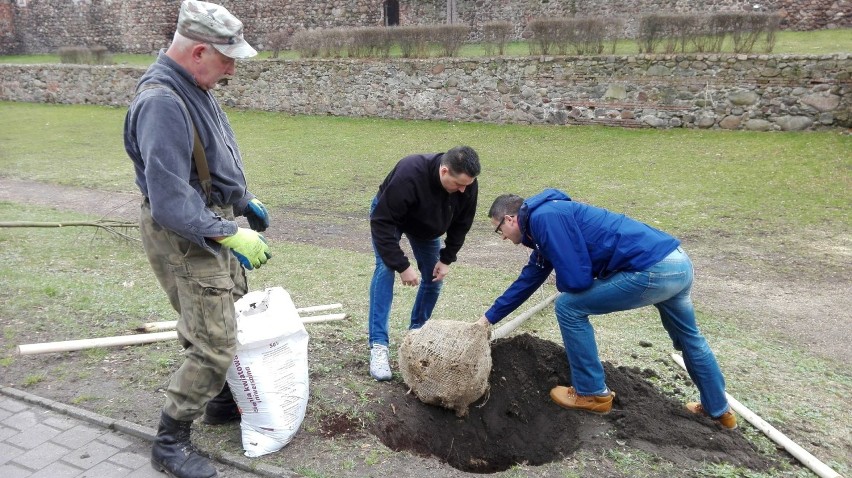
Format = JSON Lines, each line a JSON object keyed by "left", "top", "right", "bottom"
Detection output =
{"left": 217, "top": 228, "right": 272, "bottom": 270}
{"left": 244, "top": 198, "right": 269, "bottom": 232}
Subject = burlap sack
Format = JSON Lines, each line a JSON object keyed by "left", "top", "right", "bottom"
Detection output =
{"left": 398, "top": 319, "right": 491, "bottom": 417}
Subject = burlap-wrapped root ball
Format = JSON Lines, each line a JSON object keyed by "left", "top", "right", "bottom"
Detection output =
{"left": 398, "top": 319, "right": 491, "bottom": 417}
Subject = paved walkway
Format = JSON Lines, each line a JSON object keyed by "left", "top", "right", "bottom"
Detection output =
{"left": 0, "top": 387, "right": 290, "bottom": 478}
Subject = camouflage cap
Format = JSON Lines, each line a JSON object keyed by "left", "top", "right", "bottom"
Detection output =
{"left": 177, "top": 0, "right": 257, "bottom": 59}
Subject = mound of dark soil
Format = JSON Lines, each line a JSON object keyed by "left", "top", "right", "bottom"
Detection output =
{"left": 369, "top": 334, "right": 776, "bottom": 474}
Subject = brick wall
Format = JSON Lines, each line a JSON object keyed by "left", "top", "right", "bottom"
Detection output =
{"left": 0, "top": 3, "right": 15, "bottom": 54}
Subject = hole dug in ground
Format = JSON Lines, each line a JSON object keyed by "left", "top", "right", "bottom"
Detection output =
{"left": 368, "top": 334, "right": 776, "bottom": 474}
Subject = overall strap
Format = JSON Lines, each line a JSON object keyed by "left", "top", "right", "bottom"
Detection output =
{"left": 135, "top": 84, "right": 213, "bottom": 204}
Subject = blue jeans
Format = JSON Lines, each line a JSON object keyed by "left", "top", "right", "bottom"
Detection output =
{"left": 554, "top": 248, "right": 729, "bottom": 417}
{"left": 368, "top": 197, "right": 443, "bottom": 347}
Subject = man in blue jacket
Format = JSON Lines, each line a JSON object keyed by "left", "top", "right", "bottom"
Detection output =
{"left": 369, "top": 146, "right": 480, "bottom": 381}
{"left": 477, "top": 189, "right": 735, "bottom": 429}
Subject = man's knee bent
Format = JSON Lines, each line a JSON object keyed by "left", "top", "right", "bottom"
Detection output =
{"left": 554, "top": 293, "right": 586, "bottom": 325}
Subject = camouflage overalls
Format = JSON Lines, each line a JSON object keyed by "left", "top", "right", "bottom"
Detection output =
{"left": 140, "top": 199, "right": 247, "bottom": 421}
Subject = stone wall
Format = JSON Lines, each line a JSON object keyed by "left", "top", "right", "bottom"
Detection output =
{"left": 1, "top": 0, "right": 849, "bottom": 55}
{"left": 4, "top": 0, "right": 389, "bottom": 55}
{"left": 1, "top": 54, "right": 849, "bottom": 131}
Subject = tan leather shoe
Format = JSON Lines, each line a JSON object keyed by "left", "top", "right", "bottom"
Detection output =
{"left": 550, "top": 385, "right": 615, "bottom": 414}
{"left": 686, "top": 402, "right": 738, "bottom": 429}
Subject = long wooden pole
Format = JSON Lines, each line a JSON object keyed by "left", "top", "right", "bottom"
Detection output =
{"left": 670, "top": 353, "right": 840, "bottom": 478}
{"left": 18, "top": 332, "right": 178, "bottom": 355}
{"left": 296, "top": 303, "right": 342, "bottom": 314}
{"left": 301, "top": 313, "right": 347, "bottom": 324}
{"left": 138, "top": 313, "right": 349, "bottom": 333}
{"left": 137, "top": 321, "right": 178, "bottom": 333}
{"left": 137, "top": 304, "right": 345, "bottom": 332}
{"left": 18, "top": 314, "right": 349, "bottom": 356}
{"left": 491, "top": 292, "right": 559, "bottom": 341}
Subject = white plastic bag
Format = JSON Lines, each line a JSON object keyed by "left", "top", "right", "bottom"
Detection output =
{"left": 226, "top": 287, "right": 310, "bottom": 457}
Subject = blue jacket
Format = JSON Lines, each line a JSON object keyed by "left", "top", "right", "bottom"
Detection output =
{"left": 484, "top": 189, "right": 680, "bottom": 323}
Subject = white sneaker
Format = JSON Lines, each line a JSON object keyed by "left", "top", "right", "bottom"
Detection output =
{"left": 369, "top": 344, "right": 392, "bottom": 381}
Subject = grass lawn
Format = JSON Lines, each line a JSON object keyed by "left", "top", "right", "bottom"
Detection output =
{"left": 0, "top": 98, "right": 849, "bottom": 477}
{"left": 0, "top": 102, "right": 848, "bottom": 240}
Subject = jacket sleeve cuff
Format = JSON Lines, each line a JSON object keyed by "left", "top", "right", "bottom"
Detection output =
{"left": 393, "top": 258, "right": 411, "bottom": 273}
{"left": 199, "top": 220, "right": 238, "bottom": 253}
{"left": 234, "top": 193, "right": 255, "bottom": 217}
{"left": 439, "top": 249, "right": 456, "bottom": 265}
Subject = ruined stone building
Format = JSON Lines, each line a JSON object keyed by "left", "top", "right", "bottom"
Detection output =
{"left": 1, "top": 0, "right": 848, "bottom": 55}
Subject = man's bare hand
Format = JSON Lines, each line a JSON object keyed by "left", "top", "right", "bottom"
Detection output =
{"left": 476, "top": 316, "right": 491, "bottom": 327}
{"left": 400, "top": 266, "right": 420, "bottom": 287}
{"left": 432, "top": 261, "right": 449, "bottom": 282}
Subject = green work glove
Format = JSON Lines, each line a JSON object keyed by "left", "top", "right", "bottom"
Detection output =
{"left": 244, "top": 198, "right": 269, "bottom": 232}
{"left": 217, "top": 228, "right": 272, "bottom": 270}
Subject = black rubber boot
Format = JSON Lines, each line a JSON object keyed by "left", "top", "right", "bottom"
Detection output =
{"left": 151, "top": 412, "right": 217, "bottom": 478}
{"left": 202, "top": 384, "right": 240, "bottom": 425}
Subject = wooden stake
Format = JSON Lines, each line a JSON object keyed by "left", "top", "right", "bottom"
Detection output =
{"left": 137, "top": 321, "right": 177, "bottom": 333}
{"left": 671, "top": 353, "right": 841, "bottom": 478}
{"left": 301, "top": 313, "right": 347, "bottom": 324}
{"left": 296, "top": 303, "right": 343, "bottom": 314}
{"left": 491, "top": 292, "right": 559, "bottom": 341}
{"left": 137, "top": 304, "right": 347, "bottom": 332}
{"left": 19, "top": 314, "right": 349, "bottom": 355}
{"left": 17, "top": 332, "right": 178, "bottom": 355}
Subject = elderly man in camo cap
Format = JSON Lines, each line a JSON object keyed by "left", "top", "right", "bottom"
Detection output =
{"left": 124, "top": 2, "right": 269, "bottom": 478}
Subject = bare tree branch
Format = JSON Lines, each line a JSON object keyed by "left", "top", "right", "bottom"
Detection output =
{"left": 0, "top": 220, "right": 140, "bottom": 242}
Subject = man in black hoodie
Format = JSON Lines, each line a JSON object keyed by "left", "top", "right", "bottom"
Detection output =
{"left": 368, "top": 146, "right": 480, "bottom": 380}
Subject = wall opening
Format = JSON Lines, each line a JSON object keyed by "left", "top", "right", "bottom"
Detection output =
{"left": 383, "top": 0, "right": 399, "bottom": 26}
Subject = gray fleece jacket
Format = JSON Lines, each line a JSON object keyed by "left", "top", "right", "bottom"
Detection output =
{"left": 124, "top": 50, "right": 255, "bottom": 251}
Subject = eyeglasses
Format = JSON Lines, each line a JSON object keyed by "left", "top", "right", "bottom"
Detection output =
{"left": 494, "top": 215, "right": 513, "bottom": 235}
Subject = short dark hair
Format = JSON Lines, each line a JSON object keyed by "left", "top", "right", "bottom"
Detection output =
{"left": 488, "top": 194, "right": 524, "bottom": 220}
{"left": 441, "top": 145, "right": 481, "bottom": 177}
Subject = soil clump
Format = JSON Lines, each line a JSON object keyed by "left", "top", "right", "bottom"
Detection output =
{"left": 369, "top": 334, "right": 775, "bottom": 473}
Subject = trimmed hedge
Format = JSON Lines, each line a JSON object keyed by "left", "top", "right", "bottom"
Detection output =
{"left": 282, "top": 12, "right": 781, "bottom": 59}
{"left": 58, "top": 45, "right": 113, "bottom": 65}
{"left": 638, "top": 12, "right": 780, "bottom": 54}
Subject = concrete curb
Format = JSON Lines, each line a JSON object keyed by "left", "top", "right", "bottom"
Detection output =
{"left": 0, "top": 386, "right": 298, "bottom": 478}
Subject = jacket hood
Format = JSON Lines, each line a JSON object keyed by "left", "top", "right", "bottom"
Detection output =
{"left": 518, "top": 188, "right": 572, "bottom": 246}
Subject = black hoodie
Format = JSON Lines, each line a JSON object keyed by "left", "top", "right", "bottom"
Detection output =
{"left": 370, "top": 153, "right": 478, "bottom": 272}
